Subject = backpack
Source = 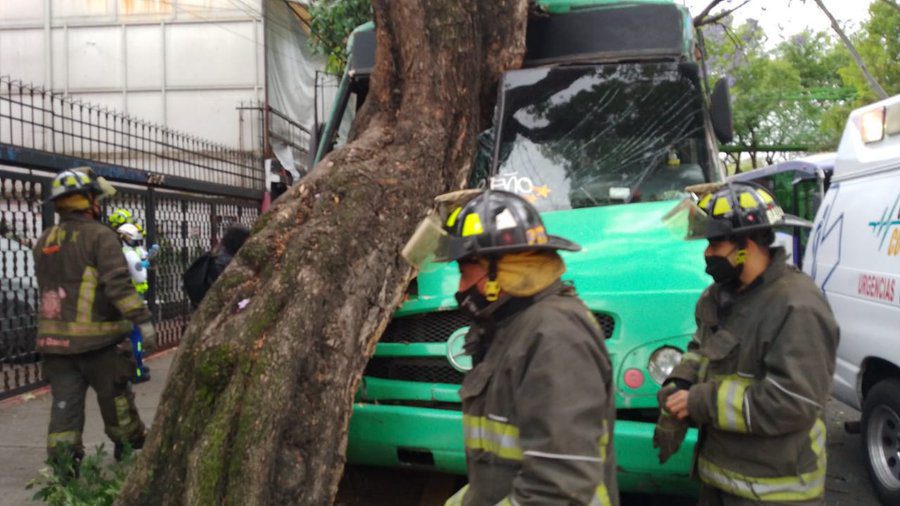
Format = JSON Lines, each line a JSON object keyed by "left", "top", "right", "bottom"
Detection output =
{"left": 182, "top": 252, "right": 218, "bottom": 308}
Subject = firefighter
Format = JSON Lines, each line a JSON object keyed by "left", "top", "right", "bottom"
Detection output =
{"left": 655, "top": 182, "right": 839, "bottom": 505}
{"left": 108, "top": 207, "right": 144, "bottom": 237}
{"left": 108, "top": 207, "right": 131, "bottom": 229}
{"left": 33, "top": 167, "right": 157, "bottom": 471}
{"left": 404, "top": 190, "right": 618, "bottom": 506}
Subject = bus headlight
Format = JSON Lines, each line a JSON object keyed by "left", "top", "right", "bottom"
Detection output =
{"left": 648, "top": 347, "right": 683, "bottom": 385}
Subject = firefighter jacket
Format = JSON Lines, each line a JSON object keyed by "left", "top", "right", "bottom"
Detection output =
{"left": 447, "top": 281, "right": 618, "bottom": 506}
{"left": 667, "top": 248, "right": 839, "bottom": 502}
{"left": 33, "top": 213, "right": 152, "bottom": 354}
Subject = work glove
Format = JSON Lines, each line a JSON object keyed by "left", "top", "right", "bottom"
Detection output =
{"left": 653, "top": 383, "right": 689, "bottom": 464}
{"left": 657, "top": 382, "right": 678, "bottom": 407}
{"left": 138, "top": 321, "right": 158, "bottom": 353}
{"left": 653, "top": 411, "right": 689, "bottom": 464}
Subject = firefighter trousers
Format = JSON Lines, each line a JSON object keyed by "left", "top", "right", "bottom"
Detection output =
{"left": 699, "top": 484, "right": 825, "bottom": 506}
{"left": 43, "top": 344, "right": 146, "bottom": 460}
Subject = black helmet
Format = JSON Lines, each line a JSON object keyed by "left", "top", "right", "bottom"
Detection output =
{"left": 682, "top": 181, "right": 811, "bottom": 240}
{"left": 45, "top": 166, "right": 116, "bottom": 204}
{"left": 437, "top": 189, "right": 580, "bottom": 262}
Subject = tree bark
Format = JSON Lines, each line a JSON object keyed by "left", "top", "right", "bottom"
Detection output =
{"left": 812, "top": 0, "right": 888, "bottom": 99}
{"left": 116, "top": 1, "right": 527, "bottom": 504}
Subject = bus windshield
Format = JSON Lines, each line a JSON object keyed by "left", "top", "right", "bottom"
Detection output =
{"left": 491, "top": 63, "right": 714, "bottom": 211}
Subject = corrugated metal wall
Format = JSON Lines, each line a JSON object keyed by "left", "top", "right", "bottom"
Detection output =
{"left": 0, "top": 0, "right": 265, "bottom": 151}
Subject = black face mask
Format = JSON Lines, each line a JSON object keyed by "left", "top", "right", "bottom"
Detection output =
{"left": 705, "top": 252, "right": 743, "bottom": 284}
{"left": 455, "top": 285, "right": 491, "bottom": 319}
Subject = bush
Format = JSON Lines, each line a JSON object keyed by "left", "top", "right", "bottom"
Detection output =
{"left": 27, "top": 444, "right": 134, "bottom": 505}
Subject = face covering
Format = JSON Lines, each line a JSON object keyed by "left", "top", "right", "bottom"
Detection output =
{"left": 455, "top": 284, "right": 491, "bottom": 319}
{"left": 705, "top": 246, "right": 744, "bottom": 284}
{"left": 456, "top": 281, "right": 501, "bottom": 366}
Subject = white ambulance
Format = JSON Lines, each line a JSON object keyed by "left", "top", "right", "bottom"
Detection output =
{"left": 803, "top": 94, "right": 900, "bottom": 504}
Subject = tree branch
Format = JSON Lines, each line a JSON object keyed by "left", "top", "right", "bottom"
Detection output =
{"left": 692, "top": 0, "right": 728, "bottom": 26}
{"left": 812, "top": 0, "right": 888, "bottom": 99}
{"left": 722, "top": 23, "right": 743, "bottom": 50}
{"left": 696, "top": 0, "right": 752, "bottom": 27}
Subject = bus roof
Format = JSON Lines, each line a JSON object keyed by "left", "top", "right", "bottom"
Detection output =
{"left": 536, "top": 0, "right": 676, "bottom": 14}
{"left": 346, "top": 1, "right": 692, "bottom": 77}
{"left": 729, "top": 154, "right": 835, "bottom": 184}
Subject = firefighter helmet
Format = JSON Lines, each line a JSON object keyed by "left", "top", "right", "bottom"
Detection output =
{"left": 664, "top": 181, "right": 811, "bottom": 241}
{"left": 438, "top": 190, "right": 580, "bottom": 261}
{"left": 109, "top": 208, "right": 133, "bottom": 229}
{"left": 117, "top": 223, "right": 143, "bottom": 247}
{"left": 402, "top": 190, "right": 580, "bottom": 269}
{"left": 46, "top": 167, "right": 116, "bottom": 204}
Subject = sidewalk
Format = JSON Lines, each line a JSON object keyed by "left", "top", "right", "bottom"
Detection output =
{"left": 0, "top": 350, "right": 175, "bottom": 506}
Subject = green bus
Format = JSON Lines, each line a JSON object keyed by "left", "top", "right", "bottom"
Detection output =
{"left": 313, "top": 0, "right": 732, "bottom": 494}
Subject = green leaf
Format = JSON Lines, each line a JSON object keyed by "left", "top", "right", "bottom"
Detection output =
{"left": 308, "top": 0, "right": 372, "bottom": 76}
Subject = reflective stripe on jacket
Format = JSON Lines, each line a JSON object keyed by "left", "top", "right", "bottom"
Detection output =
{"left": 452, "top": 282, "right": 618, "bottom": 506}
{"left": 668, "top": 248, "right": 839, "bottom": 501}
{"left": 33, "top": 213, "right": 152, "bottom": 354}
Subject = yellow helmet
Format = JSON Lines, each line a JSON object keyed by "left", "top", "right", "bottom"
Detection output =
{"left": 109, "top": 208, "right": 133, "bottom": 228}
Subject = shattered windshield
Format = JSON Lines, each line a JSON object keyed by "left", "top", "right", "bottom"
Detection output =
{"left": 489, "top": 63, "right": 714, "bottom": 211}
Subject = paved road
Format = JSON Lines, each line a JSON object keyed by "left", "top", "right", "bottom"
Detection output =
{"left": 0, "top": 351, "right": 882, "bottom": 505}
{"left": 824, "top": 399, "right": 881, "bottom": 505}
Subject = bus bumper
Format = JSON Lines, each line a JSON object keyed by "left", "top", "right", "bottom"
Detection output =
{"left": 346, "top": 403, "right": 698, "bottom": 496}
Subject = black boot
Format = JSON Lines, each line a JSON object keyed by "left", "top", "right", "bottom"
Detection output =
{"left": 50, "top": 448, "right": 83, "bottom": 482}
{"left": 115, "top": 430, "right": 146, "bottom": 461}
{"left": 113, "top": 442, "right": 125, "bottom": 462}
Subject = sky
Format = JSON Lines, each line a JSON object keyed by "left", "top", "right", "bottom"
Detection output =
{"left": 679, "top": 0, "right": 877, "bottom": 47}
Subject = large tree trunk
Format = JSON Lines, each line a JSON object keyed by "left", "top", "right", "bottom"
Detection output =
{"left": 116, "top": 1, "right": 527, "bottom": 504}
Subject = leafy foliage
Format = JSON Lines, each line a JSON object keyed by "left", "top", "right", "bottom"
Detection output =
{"left": 702, "top": 3, "right": 900, "bottom": 172}
{"left": 26, "top": 445, "right": 134, "bottom": 506}
{"left": 308, "top": 0, "right": 372, "bottom": 75}
{"left": 701, "top": 18, "right": 854, "bottom": 170}
{"left": 837, "top": 1, "right": 900, "bottom": 103}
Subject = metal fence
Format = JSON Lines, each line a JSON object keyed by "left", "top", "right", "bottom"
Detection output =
{"left": 0, "top": 75, "right": 264, "bottom": 400}
{"left": 0, "top": 168, "right": 259, "bottom": 400}
{"left": 0, "top": 76, "right": 264, "bottom": 198}
{"left": 238, "top": 101, "right": 313, "bottom": 181}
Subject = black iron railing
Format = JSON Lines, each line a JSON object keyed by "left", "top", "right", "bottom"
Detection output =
{"left": 0, "top": 76, "right": 264, "bottom": 197}
{"left": 0, "top": 74, "right": 265, "bottom": 399}
{"left": 0, "top": 168, "right": 259, "bottom": 400}
{"left": 238, "top": 101, "right": 313, "bottom": 179}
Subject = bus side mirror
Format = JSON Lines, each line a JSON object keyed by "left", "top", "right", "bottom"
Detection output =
{"left": 710, "top": 78, "right": 734, "bottom": 144}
